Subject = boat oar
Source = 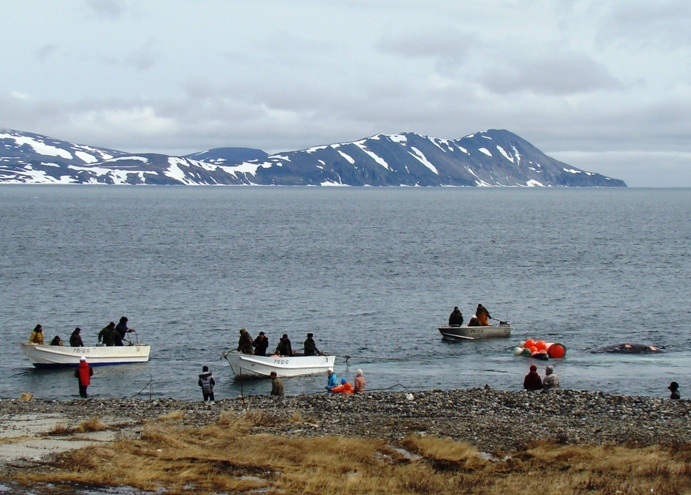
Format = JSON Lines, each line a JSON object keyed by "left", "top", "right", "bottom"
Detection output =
{"left": 442, "top": 332, "right": 475, "bottom": 340}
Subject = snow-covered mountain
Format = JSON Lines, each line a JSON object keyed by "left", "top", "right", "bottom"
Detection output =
{"left": 0, "top": 128, "right": 626, "bottom": 187}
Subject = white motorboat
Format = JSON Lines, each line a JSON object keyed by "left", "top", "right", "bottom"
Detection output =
{"left": 20, "top": 343, "right": 151, "bottom": 367}
{"left": 222, "top": 351, "right": 336, "bottom": 378}
{"left": 438, "top": 322, "right": 512, "bottom": 341}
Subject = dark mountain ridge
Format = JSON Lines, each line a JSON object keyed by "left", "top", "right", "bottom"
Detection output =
{"left": 0, "top": 128, "right": 626, "bottom": 187}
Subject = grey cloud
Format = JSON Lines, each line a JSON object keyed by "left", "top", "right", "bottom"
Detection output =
{"left": 85, "top": 0, "right": 127, "bottom": 19}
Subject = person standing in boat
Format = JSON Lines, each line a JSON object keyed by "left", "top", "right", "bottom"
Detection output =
{"left": 237, "top": 328, "right": 254, "bottom": 354}
{"left": 28, "top": 324, "right": 44, "bottom": 344}
{"left": 303, "top": 333, "right": 322, "bottom": 356}
{"left": 275, "top": 334, "right": 294, "bottom": 356}
{"left": 448, "top": 307, "right": 463, "bottom": 326}
{"left": 70, "top": 327, "right": 84, "bottom": 347}
{"left": 198, "top": 365, "right": 216, "bottom": 402}
{"left": 252, "top": 331, "right": 269, "bottom": 356}
{"left": 98, "top": 322, "right": 116, "bottom": 346}
{"left": 270, "top": 371, "right": 284, "bottom": 396}
{"left": 115, "top": 316, "right": 135, "bottom": 345}
{"left": 74, "top": 357, "right": 93, "bottom": 398}
{"left": 476, "top": 304, "right": 492, "bottom": 326}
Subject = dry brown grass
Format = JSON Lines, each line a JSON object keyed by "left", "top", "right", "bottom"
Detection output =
{"left": 42, "top": 417, "right": 109, "bottom": 436}
{"left": 10, "top": 412, "right": 691, "bottom": 495}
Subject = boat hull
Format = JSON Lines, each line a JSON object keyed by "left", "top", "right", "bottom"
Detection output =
{"left": 438, "top": 323, "right": 511, "bottom": 340}
{"left": 223, "top": 352, "right": 336, "bottom": 378}
{"left": 20, "top": 343, "right": 151, "bottom": 367}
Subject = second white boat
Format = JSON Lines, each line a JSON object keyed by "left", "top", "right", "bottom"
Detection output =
{"left": 222, "top": 351, "right": 336, "bottom": 378}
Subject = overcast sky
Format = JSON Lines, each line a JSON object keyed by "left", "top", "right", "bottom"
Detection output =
{"left": 2, "top": 0, "right": 690, "bottom": 187}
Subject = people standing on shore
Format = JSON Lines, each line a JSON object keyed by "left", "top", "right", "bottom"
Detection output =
{"left": 325, "top": 368, "right": 338, "bottom": 392}
{"left": 543, "top": 365, "right": 559, "bottom": 391}
{"left": 448, "top": 306, "right": 463, "bottom": 326}
{"left": 669, "top": 381, "right": 680, "bottom": 399}
{"left": 275, "top": 334, "right": 294, "bottom": 357}
{"left": 330, "top": 378, "right": 354, "bottom": 394}
{"left": 354, "top": 369, "right": 366, "bottom": 393}
{"left": 28, "top": 324, "right": 44, "bottom": 344}
{"left": 98, "top": 322, "right": 116, "bottom": 346}
{"left": 270, "top": 371, "right": 284, "bottom": 396}
{"left": 74, "top": 357, "right": 93, "bottom": 398}
{"left": 198, "top": 366, "right": 216, "bottom": 402}
{"left": 303, "top": 333, "right": 321, "bottom": 356}
{"left": 237, "top": 328, "right": 253, "bottom": 354}
{"left": 252, "top": 332, "right": 269, "bottom": 356}
{"left": 523, "top": 365, "right": 543, "bottom": 391}
{"left": 70, "top": 327, "right": 84, "bottom": 347}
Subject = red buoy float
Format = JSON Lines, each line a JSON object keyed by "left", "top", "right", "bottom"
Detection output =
{"left": 547, "top": 343, "right": 566, "bottom": 358}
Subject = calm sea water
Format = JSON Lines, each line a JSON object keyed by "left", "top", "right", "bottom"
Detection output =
{"left": 0, "top": 186, "right": 689, "bottom": 400}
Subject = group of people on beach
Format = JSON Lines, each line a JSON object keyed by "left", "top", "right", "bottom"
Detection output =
{"left": 448, "top": 304, "right": 493, "bottom": 326}
{"left": 28, "top": 317, "right": 136, "bottom": 348}
{"left": 236, "top": 329, "right": 323, "bottom": 357}
{"left": 523, "top": 364, "right": 560, "bottom": 391}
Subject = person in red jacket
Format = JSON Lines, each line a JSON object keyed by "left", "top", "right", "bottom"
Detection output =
{"left": 523, "top": 365, "right": 543, "bottom": 391}
{"left": 330, "top": 378, "right": 354, "bottom": 394}
{"left": 74, "top": 357, "right": 94, "bottom": 398}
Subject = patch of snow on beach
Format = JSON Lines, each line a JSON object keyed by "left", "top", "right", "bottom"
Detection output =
{"left": 526, "top": 179, "right": 545, "bottom": 187}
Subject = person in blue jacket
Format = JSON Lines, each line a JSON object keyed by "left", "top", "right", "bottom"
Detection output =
{"left": 325, "top": 368, "right": 338, "bottom": 392}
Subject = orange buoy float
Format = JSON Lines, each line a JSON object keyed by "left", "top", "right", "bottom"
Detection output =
{"left": 547, "top": 343, "right": 566, "bottom": 358}
{"left": 535, "top": 340, "right": 547, "bottom": 351}
{"left": 514, "top": 339, "right": 567, "bottom": 359}
{"left": 524, "top": 339, "right": 536, "bottom": 349}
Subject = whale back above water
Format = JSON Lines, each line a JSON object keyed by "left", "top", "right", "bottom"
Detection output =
{"left": 590, "top": 343, "right": 666, "bottom": 354}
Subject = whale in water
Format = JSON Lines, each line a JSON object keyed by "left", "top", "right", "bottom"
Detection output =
{"left": 591, "top": 343, "right": 666, "bottom": 354}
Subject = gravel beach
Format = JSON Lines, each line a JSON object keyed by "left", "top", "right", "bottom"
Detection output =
{"left": 1, "top": 388, "right": 689, "bottom": 460}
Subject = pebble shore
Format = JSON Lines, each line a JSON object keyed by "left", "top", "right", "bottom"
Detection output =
{"left": 1, "top": 388, "right": 689, "bottom": 453}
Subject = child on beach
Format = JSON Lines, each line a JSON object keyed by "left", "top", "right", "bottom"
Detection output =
{"left": 198, "top": 366, "right": 216, "bottom": 401}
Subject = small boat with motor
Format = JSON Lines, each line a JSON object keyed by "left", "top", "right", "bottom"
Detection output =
{"left": 222, "top": 351, "right": 336, "bottom": 378}
{"left": 438, "top": 322, "right": 512, "bottom": 341}
{"left": 20, "top": 342, "right": 151, "bottom": 368}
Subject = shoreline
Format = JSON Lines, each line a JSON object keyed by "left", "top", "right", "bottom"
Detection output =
{"left": 1, "top": 387, "right": 689, "bottom": 462}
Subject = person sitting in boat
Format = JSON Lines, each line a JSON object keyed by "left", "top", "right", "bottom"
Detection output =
{"left": 50, "top": 335, "right": 64, "bottom": 346}
{"left": 303, "top": 333, "right": 322, "bottom": 356}
{"left": 237, "top": 328, "right": 254, "bottom": 354}
{"left": 98, "top": 322, "right": 116, "bottom": 346}
{"left": 542, "top": 365, "right": 559, "bottom": 391}
{"left": 476, "top": 304, "right": 492, "bottom": 326}
{"left": 28, "top": 324, "right": 44, "bottom": 345}
{"left": 448, "top": 306, "right": 463, "bottom": 326}
{"left": 275, "top": 334, "right": 295, "bottom": 357}
{"left": 115, "top": 316, "right": 135, "bottom": 345}
{"left": 330, "top": 378, "right": 354, "bottom": 394}
{"left": 467, "top": 316, "right": 480, "bottom": 326}
{"left": 523, "top": 365, "right": 543, "bottom": 391}
{"left": 70, "top": 327, "right": 84, "bottom": 347}
{"left": 354, "top": 369, "right": 366, "bottom": 393}
{"left": 252, "top": 331, "right": 269, "bottom": 356}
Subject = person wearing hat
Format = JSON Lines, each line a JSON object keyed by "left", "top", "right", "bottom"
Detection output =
{"left": 74, "top": 357, "right": 94, "bottom": 398}
{"left": 115, "top": 316, "right": 135, "bottom": 345}
{"left": 270, "top": 371, "right": 284, "bottom": 397}
{"left": 303, "top": 333, "right": 321, "bottom": 356}
{"left": 325, "top": 368, "right": 338, "bottom": 392}
{"left": 354, "top": 369, "right": 366, "bottom": 393}
{"left": 523, "top": 365, "right": 543, "bottom": 391}
{"left": 275, "top": 334, "right": 294, "bottom": 357}
{"left": 28, "top": 324, "right": 44, "bottom": 345}
{"left": 98, "top": 322, "right": 116, "bottom": 346}
{"left": 543, "top": 365, "right": 559, "bottom": 391}
{"left": 448, "top": 306, "right": 463, "bottom": 326}
{"left": 70, "top": 327, "right": 84, "bottom": 347}
{"left": 252, "top": 331, "right": 269, "bottom": 356}
{"left": 329, "top": 377, "right": 354, "bottom": 394}
{"left": 237, "top": 328, "right": 254, "bottom": 354}
{"left": 669, "top": 381, "right": 680, "bottom": 400}
{"left": 50, "top": 335, "right": 64, "bottom": 346}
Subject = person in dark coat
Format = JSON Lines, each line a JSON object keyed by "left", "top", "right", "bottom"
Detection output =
{"left": 669, "top": 381, "right": 680, "bottom": 399}
{"left": 523, "top": 365, "right": 543, "bottom": 391}
{"left": 270, "top": 371, "right": 284, "bottom": 396}
{"left": 275, "top": 334, "right": 294, "bottom": 356}
{"left": 74, "top": 357, "right": 94, "bottom": 398}
{"left": 476, "top": 304, "right": 492, "bottom": 326}
{"left": 98, "top": 322, "right": 116, "bottom": 346}
{"left": 198, "top": 366, "right": 216, "bottom": 401}
{"left": 115, "top": 316, "right": 135, "bottom": 345}
{"left": 50, "top": 335, "right": 64, "bottom": 346}
{"left": 448, "top": 306, "right": 463, "bottom": 326}
{"left": 303, "top": 333, "right": 321, "bottom": 356}
{"left": 237, "top": 328, "right": 253, "bottom": 354}
{"left": 70, "top": 327, "right": 84, "bottom": 347}
{"left": 252, "top": 332, "right": 269, "bottom": 356}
